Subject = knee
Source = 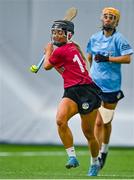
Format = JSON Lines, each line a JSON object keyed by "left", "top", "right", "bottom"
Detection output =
{"left": 96, "top": 120, "right": 103, "bottom": 127}
{"left": 99, "top": 106, "right": 114, "bottom": 124}
{"left": 56, "top": 114, "right": 68, "bottom": 129}
{"left": 95, "top": 113, "right": 103, "bottom": 127}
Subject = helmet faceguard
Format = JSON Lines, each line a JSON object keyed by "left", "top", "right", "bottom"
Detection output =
{"left": 51, "top": 20, "right": 74, "bottom": 46}
{"left": 101, "top": 7, "right": 120, "bottom": 31}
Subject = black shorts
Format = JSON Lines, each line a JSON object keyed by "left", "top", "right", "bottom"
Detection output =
{"left": 100, "top": 90, "right": 124, "bottom": 103}
{"left": 63, "top": 83, "right": 102, "bottom": 114}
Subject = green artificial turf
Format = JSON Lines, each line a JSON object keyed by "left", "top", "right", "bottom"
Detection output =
{"left": 0, "top": 144, "right": 134, "bottom": 179}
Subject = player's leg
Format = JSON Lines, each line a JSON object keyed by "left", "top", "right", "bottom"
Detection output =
{"left": 98, "top": 102, "right": 117, "bottom": 169}
{"left": 56, "top": 97, "right": 78, "bottom": 148}
{"left": 80, "top": 109, "right": 100, "bottom": 176}
{"left": 95, "top": 90, "right": 124, "bottom": 169}
{"left": 94, "top": 110, "right": 103, "bottom": 148}
{"left": 56, "top": 97, "right": 79, "bottom": 168}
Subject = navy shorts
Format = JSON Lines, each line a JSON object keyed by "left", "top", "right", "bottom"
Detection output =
{"left": 63, "top": 83, "right": 102, "bottom": 114}
{"left": 100, "top": 90, "right": 124, "bottom": 103}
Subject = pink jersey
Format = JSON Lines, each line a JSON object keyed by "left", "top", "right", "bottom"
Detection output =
{"left": 49, "top": 42, "right": 93, "bottom": 88}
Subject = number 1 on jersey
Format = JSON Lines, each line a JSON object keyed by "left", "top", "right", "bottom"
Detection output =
{"left": 73, "top": 54, "right": 85, "bottom": 73}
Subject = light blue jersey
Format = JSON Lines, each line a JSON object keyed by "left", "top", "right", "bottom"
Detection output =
{"left": 86, "top": 31, "right": 133, "bottom": 92}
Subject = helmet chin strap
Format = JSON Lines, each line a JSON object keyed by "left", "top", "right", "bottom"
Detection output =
{"left": 53, "top": 41, "right": 66, "bottom": 47}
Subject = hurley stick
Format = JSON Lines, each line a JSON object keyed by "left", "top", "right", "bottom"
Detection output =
{"left": 30, "top": 7, "right": 78, "bottom": 73}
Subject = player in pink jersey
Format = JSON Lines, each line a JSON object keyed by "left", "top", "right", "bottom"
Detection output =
{"left": 43, "top": 20, "right": 101, "bottom": 176}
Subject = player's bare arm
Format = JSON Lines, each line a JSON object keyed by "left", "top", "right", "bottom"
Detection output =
{"left": 44, "top": 43, "right": 54, "bottom": 70}
{"left": 109, "top": 54, "right": 131, "bottom": 64}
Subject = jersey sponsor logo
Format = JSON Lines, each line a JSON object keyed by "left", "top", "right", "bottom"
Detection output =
{"left": 121, "top": 44, "right": 131, "bottom": 51}
{"left": 82, "top": 102, "right": 89, "bottom": 110}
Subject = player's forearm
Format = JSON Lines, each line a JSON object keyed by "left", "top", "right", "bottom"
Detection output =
{"left": 109, "top": 55, "right": 131, "bottom": 64}
{"left": 43, "top": 52, "right": 53, "bottom": 70}
{"left": 43, "top": 43, "right": 54, "bottom": 70}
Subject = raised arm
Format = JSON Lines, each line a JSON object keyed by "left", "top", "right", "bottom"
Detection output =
{"left": 43, "top": 43, "right": 54, "bottom": 70}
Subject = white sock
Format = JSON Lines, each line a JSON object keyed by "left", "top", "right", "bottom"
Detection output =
{"left": 100, "top": 143, "right": 109, "bottom": 153}
{"left": 66, "top": 147, "right": 76, "bottom": 157}
{"left": 91, "top": 157, "right": 100, "bottom": 166}
{"left": 99, "top": 150, "right": 102, "bottom": 158}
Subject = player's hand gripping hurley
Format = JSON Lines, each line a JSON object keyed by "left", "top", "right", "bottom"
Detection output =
{"left": 30, "top": 7, "right": 77, "bottom": 73}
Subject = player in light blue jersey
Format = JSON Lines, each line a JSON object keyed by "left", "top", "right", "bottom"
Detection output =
{"left": 86, "top": 7, "right": 133, "bottom": 169}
